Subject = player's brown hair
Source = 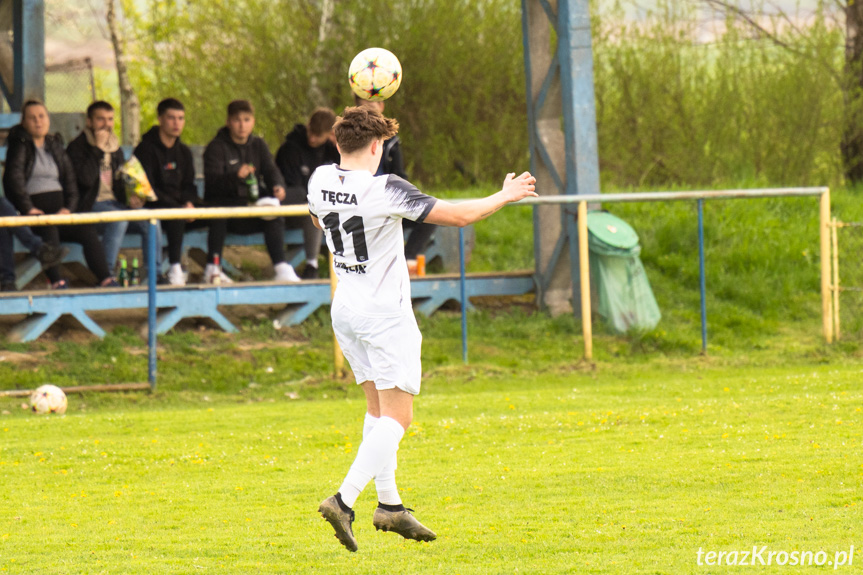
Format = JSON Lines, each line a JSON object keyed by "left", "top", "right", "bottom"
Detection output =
{"left": 308, "top": 107, "right": 336, "bottom": 136}
{"left": 334, "top": 106, "right": 399, "bottom": 155}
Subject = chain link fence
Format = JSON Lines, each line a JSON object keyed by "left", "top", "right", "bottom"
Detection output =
{"left": 45, "top": 58, "right": 95, "bottom": 113}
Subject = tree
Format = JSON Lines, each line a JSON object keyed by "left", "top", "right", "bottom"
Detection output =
{"left": 106, "top": 0, "right": 140, "bottom": 145}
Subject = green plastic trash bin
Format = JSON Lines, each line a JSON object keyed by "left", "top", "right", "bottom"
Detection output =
{"left": 587, "top": 212, "right": 661, "bottom": 334}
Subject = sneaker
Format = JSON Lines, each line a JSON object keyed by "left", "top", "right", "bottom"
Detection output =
{"left": 373, "top": 506, "right": 436, "bottom": 542}
{"left": 35, "top": 243, "right": 68, "bottom": 270}
{"left": 167, "top": 264, "right": 187, "bottom": 287}
{"left": 203, "top": 263, "right": 233, "bottom": 284}
{"left": 274, "top": 262, "right": 301, "bottom": 283}
{"left": 1, "top": 281, "right": 16, "bottom": 292}
{"left": 301, "top": 264, "right": 319, "bottom": 280}
{"left": 318, "top": 495, "right": 358, "bottom": 552}
{"left": 100, "top": 278, "right": 120, "bottom": 288}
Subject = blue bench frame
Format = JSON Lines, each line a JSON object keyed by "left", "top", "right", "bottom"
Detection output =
{"left": 0, "top": 272, "right": 535, "bottom": 342}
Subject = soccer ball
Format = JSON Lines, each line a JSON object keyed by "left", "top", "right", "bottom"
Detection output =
{"left": 348, "top": 48, "right": 402, "bottom": 102}
{"left": 30, "top": 384, "right": 67, "bottom": 415}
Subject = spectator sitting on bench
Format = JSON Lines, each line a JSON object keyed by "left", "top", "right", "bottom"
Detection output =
{"left": 2, "top": 100, "right": 117, "bottom": 289}
{"left": 203, "top": 99, "right": 300, "bottom": 283}
{"left": 275, "top": 107, "right": 339, "bottom": 280}
{"left": 353, "top": 96, "right": 436, "bottom": 275}
{"left": 134, "top": 98, "right": 198, "bottom": 286}
{"left": 0, "top": 195, "right": 67, "bottom": 291}
{"left": 67, "top": 100, "right": 162, "bottom": 279}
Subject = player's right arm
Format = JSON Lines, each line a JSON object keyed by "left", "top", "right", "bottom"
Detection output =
{"left": 424, "top": 171, "right": 537, "bottom": 228}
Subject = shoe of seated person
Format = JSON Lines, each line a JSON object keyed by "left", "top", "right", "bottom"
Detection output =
{"left": 167, "top": 265, "right": 187, "bottom": 287}
{"left": 373, "top": 505, "right": 436, "bottom": 542}
{"left": 301, "top": 264, "right": 320, "bottom": 280}
{"left": 203, "top": 263, "right": 233, "bottom": 284}
{"left": 1, "top": 280, "right": 17, "bottom": 292}
{"left": 100, "top": 278, "right": 120, "bottom": 288}
{"left": 35, "top": 243, "right": 68, "bottom": 270}
{"left": 274, "top": 262, "right": 301, "bottom": 283}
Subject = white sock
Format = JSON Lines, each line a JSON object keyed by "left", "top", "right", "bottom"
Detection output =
{"left": 306, "top": 259, "right": 318, "bottom": 269}
{"left": 338, "top": 416, "right": 404, "bottom": 508}
{"left": 363, "top": 412, "right": 379, "bottom": 440}
{"left": 274, "top": 262, "right": 291, "bottom": 274}
{"left": 362, "top": 413, "right": 402, "bottom": 505}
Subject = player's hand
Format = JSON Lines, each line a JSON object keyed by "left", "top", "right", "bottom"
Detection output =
{"left": 237, "top": 164, "right": 255, "bottom": 179}
{"left": 128, "top": 195, "right": 144, "bottom": 209}
{"left": 57, "top": 208, "right": 71, "bottom": 215}
{"left": 27, "top": 207, "right": 44, "bottom": 215}
{"left": 501, "top": 171, "right": 537, "bottom": 203}
{"left": 273, "top": 186, "right": 286, "bottom": 202}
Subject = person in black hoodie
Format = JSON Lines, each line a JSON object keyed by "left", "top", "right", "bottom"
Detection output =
{"left": 134, "top": 98, "right": 198, "bottom": 286}
{"left": 66, "top": 100, "right": 161, "bottom": 276}
{"left": 353, "top": 96, "right": 435, "bottom": 275}
{"left": 275, "top": 107, "right": 339, "bottom": 279}
{"left": 203, "top": 99, "right": 299, "bottom": 283}
{"left": 2, "top": 100, "right": 116, "bottom": 288}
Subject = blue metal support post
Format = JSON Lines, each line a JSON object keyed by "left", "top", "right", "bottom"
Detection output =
{"left": 147, "top": 220, "right": 158, "bottom": 388}
{"left": 0, "top": 0, "right": 45, "bottom": 110}
{"left": 523, "top": 0, "right": 600, "bottom": 316}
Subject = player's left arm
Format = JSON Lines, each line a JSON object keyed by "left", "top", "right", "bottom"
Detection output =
{"left": 424, "top": 171, "right": 537, "bottom": 228}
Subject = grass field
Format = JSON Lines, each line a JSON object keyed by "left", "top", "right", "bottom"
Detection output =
{"left": 2, "top": 185, "right": 863, "bottom": 572}
{"left": 2, "top": 359, "right": 862, "bottom": 574}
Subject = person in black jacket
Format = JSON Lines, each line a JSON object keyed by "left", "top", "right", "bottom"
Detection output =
{"left": 203, "top": 99, "right": 299, "bottom": 283}
{"left": 0, "top": 195, "right": 66, "bottom": 291}
{"left": 134, "top": 98, "right": 199, "bottom": 286}
{"left": 67, "top": 101, "right": 161, "bottom": 276}
{"left": 353, "top": 97, "right": 435, "bottom": 274}
{"left": 274, "top": 107, "right": 339, "bottom": 279}
{"left": 2, "top": 100, "right": 116, "bottom": 288}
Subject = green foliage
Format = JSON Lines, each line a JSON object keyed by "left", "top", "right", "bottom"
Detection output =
{"left": 593, "top": 0, "right": 846, "bottom": 187}
{"left": 113, "top": 0, "right": 856, "bottom": 188}
{"left": 121, "top": 0, "right": 528, "bottom": 188}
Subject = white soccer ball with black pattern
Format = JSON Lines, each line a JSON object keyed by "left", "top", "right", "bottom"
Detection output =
{"left": 30, "top": 384, "right": 67, "bottom": 415}
{"left": 348, "top": 48, "right": 402, "bottom": 102}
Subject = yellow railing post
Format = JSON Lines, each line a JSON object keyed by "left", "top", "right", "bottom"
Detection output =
{"left": 831, "top": 217, "right": 840, "bottom": 341}
{"left": 329, "top": 252, "right": 346, "bottom": 378}
{"left": 820, "top": 189, "right": 833, "bottom": 343}
{"left": 577, "top": 200, "right": 592, "bottom": 360}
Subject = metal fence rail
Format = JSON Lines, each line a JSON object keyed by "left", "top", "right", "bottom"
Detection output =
{"left": 0, "top": 186, "right": 833, "bottom": 387}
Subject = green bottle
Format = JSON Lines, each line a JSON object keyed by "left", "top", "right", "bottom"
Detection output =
{"left": 245, "top": 166, "right": 259, "bottom": 202}
{"left": 130, "top": 257, "right": 140, "bottom": 286}
{"left": 118, "top": 256, "right": 129, "bottom": 288}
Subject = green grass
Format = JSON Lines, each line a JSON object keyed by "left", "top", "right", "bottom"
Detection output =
{"left": 1, "top": 361, "right": 862, "bottom": 573}
{"left": 1, "top": 182, "right": 863, "bottom": 571}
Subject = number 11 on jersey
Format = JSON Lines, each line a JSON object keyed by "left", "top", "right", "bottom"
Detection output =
{"left": 322, "top": 213, "right": 369, "bottom": 262}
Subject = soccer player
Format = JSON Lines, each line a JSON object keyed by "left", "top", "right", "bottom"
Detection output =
{"left": 310, "top": 106, "right": 536, "bottom": 552}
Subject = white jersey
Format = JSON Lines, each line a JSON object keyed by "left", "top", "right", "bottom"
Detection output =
{"left": 308, "top": 164, "right": 437, "bottom": 317}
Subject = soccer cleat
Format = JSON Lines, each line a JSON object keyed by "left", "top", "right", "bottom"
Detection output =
{"left": 373, "top": 506, "right": 436, "bottom": 542}
{"left": 318, "top": 496, "right": 358, "bottom": 552}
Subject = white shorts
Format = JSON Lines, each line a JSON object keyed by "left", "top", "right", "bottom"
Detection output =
{"left": 331, "top": 300, "right": 423, "bottom": 395}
